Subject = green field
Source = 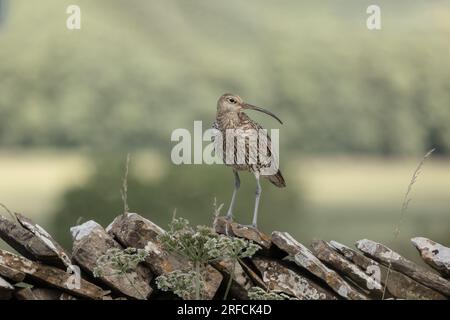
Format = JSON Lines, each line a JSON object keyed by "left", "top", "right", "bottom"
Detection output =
{"left": 290, "top": 156, "right": 450, "bottom": 262}
{"left": 0, "top": 150, "right": 92, "bottom": 222}
{"left": 0, "top": 150, "right": 448, "bottom": 265}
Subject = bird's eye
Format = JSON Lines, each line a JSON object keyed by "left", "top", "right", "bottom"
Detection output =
{"left": 228, "top": 98, "right": 236, "bottom": 104}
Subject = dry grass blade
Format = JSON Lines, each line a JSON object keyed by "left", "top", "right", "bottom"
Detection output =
{"left": 121, "top": 153, "right": 131, "bottom": 215}
{"left": 212, "top": 197, "right": 224, "bottom": 229}
{"left": 0, "top": 203, "right": 17, "bottom": 222}
{"left": 382, "top": 148, "right": 435, "bottom": 299}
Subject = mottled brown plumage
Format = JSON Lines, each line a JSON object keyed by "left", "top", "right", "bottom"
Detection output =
{"left": 212, "top": 93, "right": 285, "bottom": 228}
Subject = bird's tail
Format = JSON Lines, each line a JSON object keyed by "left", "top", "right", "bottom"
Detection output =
{"left": 267, "top": 170, "right": 286, "bottom": 188}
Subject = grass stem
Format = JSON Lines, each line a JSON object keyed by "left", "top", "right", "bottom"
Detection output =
{"left": 382, "top": 148, "right": 435, "bottom": 299}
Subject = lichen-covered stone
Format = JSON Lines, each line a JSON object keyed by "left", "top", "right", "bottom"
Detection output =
{"left": 411, "top": 237, "right": 450, "bottom": 278}
{"left": 0, "top": 216, "right": 59, "bottom": 263}
{"left": 71, "top": 220, "right": 153, "bottom": 299}
{"left": 239, "top": 258, "right": 267, "bottom": 290}
{"left": 312, "top": 240, "right": 383, "bottom": 298}
{"left": 330, "top": 241, "right": 446, "bottom": 300}
{"left": 107, "top": 213, "right": 223, "bottom": 300}
{"left": 356, "top": 239, "right": 450, "bottom": 297}
{"left": 213, "top": 259, "right": 253, "bottom": 299}
{"left": 214, "top": 217, "right": 271, "bottom": 250}
{"left": 107, "top": 213, "right": 181, "bottom": 274}
{"left": 252, "top": 256, "right": 337, "bottom": 300}
{"left": 272, "top": 231, "right": 368, "bottom": 300}
{"left": 0, "top": 264, "right": 25, "bottom": 283}
{"left": 0, "top": 249, "right": 106, "bottom": 299}
{"left": 15, "top": 213, "right": 72, "bottom": 269}
{"left": 330, "top": 240, "right": 446, "bottom": 300}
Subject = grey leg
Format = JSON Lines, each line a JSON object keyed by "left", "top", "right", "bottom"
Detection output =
{"left": 226, "top": 170, "right": 240, "bottom": 220}
{"left": 251, "top": 173, "right": 261, "bottom": 228}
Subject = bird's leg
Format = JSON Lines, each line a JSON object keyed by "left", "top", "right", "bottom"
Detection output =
{"left": 226, "top": 170, "right": 240, "bottom": 220}
{"left": 251, "top": 173, "right": 262, "bottom": 229}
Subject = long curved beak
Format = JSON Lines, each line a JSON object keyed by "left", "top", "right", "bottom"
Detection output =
{"left": 243, "top": 103, "right": 283, "bottom": 124}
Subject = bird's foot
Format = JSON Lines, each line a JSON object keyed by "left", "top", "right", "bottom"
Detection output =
{"left": 225, "top": 212, "right": 233, "bottom": 221}
{"left": 241, "top": 223, "right": 258, "bottom": 230}
{"left": 224, "top": 213, "right": 233, "bottom": 236}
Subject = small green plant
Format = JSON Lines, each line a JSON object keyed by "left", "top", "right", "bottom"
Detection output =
{"left": 93, "top": 247, "right": 148, "bottom": 299}
{"left": 215, "top": 236, "right": 260, "bottom": 300}
{"left": 248, "top": 287, "right": 293, "bottom": 300}
{"left": 156, "top": 215, "right": 260, "bottom": 300}
{"left": 156, "top": 270, "right": 201, "bottom": 300}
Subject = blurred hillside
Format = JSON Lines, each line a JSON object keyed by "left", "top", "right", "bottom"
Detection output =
{"left": 1, "top": 0, "right": 450, "bottom": 154}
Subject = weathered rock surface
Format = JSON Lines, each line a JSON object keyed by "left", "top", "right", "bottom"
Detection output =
{"left": 15, "top": 213, "right": 72, "bottom": 269}
{"left": 330, "top": 240, "right": 446, "bottom": 300}
{"left": 71, "top": 220, "right": 153, "bottom": 300}
{"left": 214, "top": 217, "right": 271, "bottom": 250}
{"left": 0, "top": 276, "right": 14, "bottom": 300}
{"left": 0, "top": 216, "right": 60, "bottom": 263}
{"left": 411, "top": 237, "right": 450, "bottom": 278}
{"left": 14, "top": 287, "right": 38, "bottom": 300}
{"left": 0, "top": 264, "right": 26, "bottom": 283}
{"left": 0, "top": 249, "right": 106, "bottom": 299}
{"left": 2, "top": 209, "right": 449, "bottom": 300}
{"left": 239, "top": 258, "right": 267, "bottom": 290}
{"left": 272, "top": 232, "right": 367, "bottom": 300}
{"left": 107, "top": 213, "right": 223, "bottom": 300}
{"left": 311, "top": 240, "right": 383, "bottom": 298}
{"left": 15, "top": 287, "right": 76, "bottom": 300}
{"left": 107, "top": 213, "right": 183, "bottom": 274}
{"left": 356, "top": 239, "right": 450, "bottom": 297}
{"left": 213, "top": 259, "right": 253, "bottom": 299}
{"left": 252, "top": 256, "right": 337, "bottom": 300}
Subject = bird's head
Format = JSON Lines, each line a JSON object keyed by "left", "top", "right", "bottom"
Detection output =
{"left": 217, "top": 93, "right": 283, "bottom": 124}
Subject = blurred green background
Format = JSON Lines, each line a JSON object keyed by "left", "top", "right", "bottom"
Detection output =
{"left": 0, "top": 0, "right": 449, "bottom": 264}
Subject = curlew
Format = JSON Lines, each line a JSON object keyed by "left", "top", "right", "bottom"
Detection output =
{"left": 212, "top": 93, "right": 286, "bottom": 229}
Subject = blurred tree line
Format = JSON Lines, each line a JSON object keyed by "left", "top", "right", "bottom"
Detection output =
{"left": 0, "top": 0, "right": 450, "bottom": 155}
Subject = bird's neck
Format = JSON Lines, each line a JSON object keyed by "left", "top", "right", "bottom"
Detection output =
{"left": 216, "top": 111, "right": 242, "bottom": 129}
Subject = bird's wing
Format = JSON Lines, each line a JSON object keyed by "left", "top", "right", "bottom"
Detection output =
{"left": 211, "top": 121, "right": 219, "bottom": 142}
{"left": 244, "top": 119, "right": 280, "bottom": 174}
{"left": 211, "top": 121, "right": 224, "bottom": 160}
